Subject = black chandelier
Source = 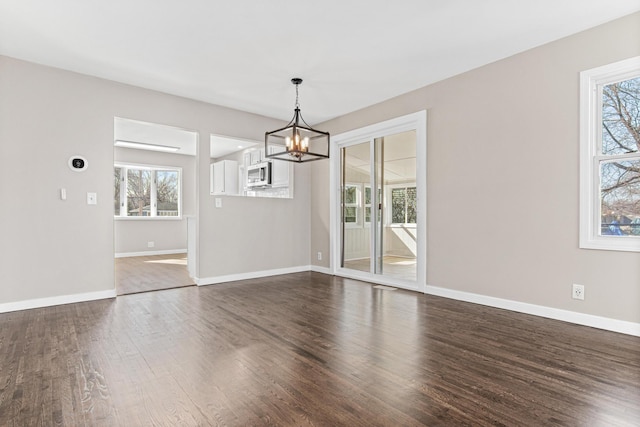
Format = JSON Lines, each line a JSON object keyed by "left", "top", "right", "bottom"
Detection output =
{"left": 265, "top": 78, "right": 330, "bottom": 163}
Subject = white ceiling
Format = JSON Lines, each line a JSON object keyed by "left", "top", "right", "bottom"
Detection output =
{"left": 1, "top": 1, "right": 639, "bottom": 125}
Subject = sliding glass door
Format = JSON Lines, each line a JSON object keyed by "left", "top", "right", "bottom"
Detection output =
{"left": 339, "top": 130, "right": 419, "bottom": 285}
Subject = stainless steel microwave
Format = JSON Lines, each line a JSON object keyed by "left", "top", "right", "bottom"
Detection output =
{"left": 246, "top": 161, "right": 272, "bottom": 188}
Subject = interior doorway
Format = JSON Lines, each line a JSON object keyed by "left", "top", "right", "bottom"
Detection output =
{"left": 331, "top": 112, "right": 426, "bottom": 291}
{"left": 113, "top": 117, "right": 198, "bottom": 295}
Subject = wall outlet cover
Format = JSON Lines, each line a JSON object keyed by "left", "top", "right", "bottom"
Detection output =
{"left": 572, "top": 284, "right": 585, "bottom": 300}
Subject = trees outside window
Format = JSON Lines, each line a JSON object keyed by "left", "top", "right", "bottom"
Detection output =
{"left": 343, "top": 184, "right": 360, "bottom": 225}
{"left": 391, "top": 187, "right": 417, "bottom": 224}
{"left": 114, "top": 164, "right": 181, "bottom": 218}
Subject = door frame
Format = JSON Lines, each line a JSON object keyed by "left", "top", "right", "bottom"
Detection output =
{"left": 329, "top": 111, "right": 427, "bottom": 292}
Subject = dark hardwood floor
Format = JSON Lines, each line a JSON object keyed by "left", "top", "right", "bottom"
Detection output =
{"left": 1, "top": 272, "right": 639, "bottom": 426}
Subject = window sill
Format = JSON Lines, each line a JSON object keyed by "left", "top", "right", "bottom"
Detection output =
{"left": 580, "top": 236, "right": 640, "bottom": 253}
{"left": 114, "top": 216, "right": 184, "bottom": 221}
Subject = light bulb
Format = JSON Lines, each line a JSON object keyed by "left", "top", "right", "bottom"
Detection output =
{"left": 285, "top": 136, "right": 291, "bottom": 149}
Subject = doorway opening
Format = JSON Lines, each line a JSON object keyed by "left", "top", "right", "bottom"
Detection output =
{"left": 331, "top": 112, "right": 426, "bottom": 291}
{"left": 113, "top": 117, "right": 198, "bottom": 295}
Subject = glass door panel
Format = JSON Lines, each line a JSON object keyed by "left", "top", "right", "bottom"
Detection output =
{"left": 379, "top": 131, "right": 417, "bottom": 281}
{"left": 341, "top": 141, "right": 371, "bottom": 273}
{"left": 340, "top": 130, "right": 417, "bottom": 283}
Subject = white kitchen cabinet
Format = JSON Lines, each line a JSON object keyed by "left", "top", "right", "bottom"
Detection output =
{"left": 249, "top": 149, "right": 264, "bottom": 165}
{"left": 210, "top": 160, "right": 238, "bottom": 195}
{"left": 266, "top": 146, "right": 291, "bottom": 188}
{"left": 270, "top": 159, "right": 291, "bottom": 187}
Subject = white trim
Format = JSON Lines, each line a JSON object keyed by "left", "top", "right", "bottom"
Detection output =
{"left": 330, "top": 111, "right": 427, "bottom": 292}
{"left": 425, "top": 285, "right": 640, "bottom": 337}
{"left": 0, "top": 289, "right": 116, "bottom": 314}
{"left": 337, "top": 268, "right": 420, "bottom": 291}
{"left": 579, "top": 56, "right": 640, "bottom": 252}
{"left": 310, "top": 265, "right": 332, "bottom": 275}
{"left": 115, "top": 249, "right": 187, "bottom": 258}
{"left": 195, "top": 265, "right": 311, "bottom": 286}
{"left": 3, "top": 269, "right": 637, "bottom": 336}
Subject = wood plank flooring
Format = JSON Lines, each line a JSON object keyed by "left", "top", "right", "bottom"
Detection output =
{"left": 115, "top": 253, "right": 194, "bottom": 295}
{"left": 1, "top": 272, "right": 639, "bottom": 426}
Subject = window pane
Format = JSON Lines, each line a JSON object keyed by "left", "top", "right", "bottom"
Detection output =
{"left": 600, "top": 159, "right": 640, "bottom": 236}
{"left": 602, "top": 77, "right": 640, "bottom": 156}
{"left": 365, "top": 187, "right": 371, "bottom": 204}
{"left": 157, "top": 170, "right": 179, "bottom": 216}
{"left": 114, "top": 167, "right": 121, "bottom": 215}
{"left": 406, "top": 187, "right": 417, "bottom": 223}
{"left": 391, "top": 188, "right": 406, "bottom": 223}
{"left": 344, "top": 207, "right": 357, "bottom": 223}
{"left": 127, "top": 169, "right": 151, "bottom": 216}
{"left": 344, "top": 186, "right": 357, "bottom": 204}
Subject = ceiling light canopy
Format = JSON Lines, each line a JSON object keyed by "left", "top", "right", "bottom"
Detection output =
{"left": 265, "top": 78, "right": 330, "bottom": 163}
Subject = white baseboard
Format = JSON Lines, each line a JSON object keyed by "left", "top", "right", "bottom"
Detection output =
{"left": 0, "top": 289, "right": 117, "bottom": 314}
{"left": 115, "top": 249, "right": 187, "bottom": 258}
{"left": 309, "top": 265, "right": 332, "bottom": 275}
{"left": 425, "top": 285, "right": 640, "bottom": 337}
{"left": 4, "top": 268, "right": 636, "bottom": 337}
{"left": 196, "top": 265, "right": 312, "bottom": 286}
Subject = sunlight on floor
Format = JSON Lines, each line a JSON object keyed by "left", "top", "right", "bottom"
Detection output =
{"left": 145, "top": 258, "right": 188, "bottom": 265}
{"left": 388, "top": 259, "right": 416, "bottom": 266}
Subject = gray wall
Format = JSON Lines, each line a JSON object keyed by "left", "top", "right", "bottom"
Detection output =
{"left": 311, "top": 12, "right": 640, "bottom": 324}
{"left": 0, "top": 55, "right": 309, "bottom": 304}
{"left": 114, "top": 147, "right": 196, "bottom": 254}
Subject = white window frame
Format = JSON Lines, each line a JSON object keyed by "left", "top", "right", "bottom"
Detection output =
{"left": 364, "top": 185, "right": 372, "bottom": 227}
{"left": 579, "top": 56, "right": 640, "bottom": 252}
{"left": 343, "top": 183, "right": 362, "bottom": 228}
{"left": 114, "top": 162, "right": 183, "bottom": 220}
{"left": 386, "top": 183, "right": 418, "bottom": 225}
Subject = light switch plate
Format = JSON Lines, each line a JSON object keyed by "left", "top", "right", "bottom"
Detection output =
{"left": 215, "top": 198, "right": 222, "bottom": 208}
{"left": 87, "top": 192, "right": 97, "bottom": 205}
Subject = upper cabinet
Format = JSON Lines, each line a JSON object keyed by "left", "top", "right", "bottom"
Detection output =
{"left": 269, "top": 154, "right": 290, "bottom": 188}
{"left": 210, "top": 160, "right": 238, "bottom": 195}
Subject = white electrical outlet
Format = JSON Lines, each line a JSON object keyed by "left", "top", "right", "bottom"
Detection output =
{"left": 572, "top": 284, "right": 585, "bottom": 300}
{"left": 148, "top": 241, "right": 155, "bottom": 248}
{"left": 317, "top": 251, "right": 322, "bottom": 261}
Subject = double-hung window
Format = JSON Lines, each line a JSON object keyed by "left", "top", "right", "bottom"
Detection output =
{"left": 580, "top": 56, "right": 640, "bottom": 252}
{"left": 114, "top": 163, "right": 182, "bottom": 219}
{"left": 343, "top": 184, "right": 361, "bottom": 226}
{"left": 390, "top": 186, "right": 417, "bottom": 224}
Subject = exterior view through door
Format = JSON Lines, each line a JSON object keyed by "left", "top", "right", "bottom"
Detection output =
{"left": 333, "top": 111, "right": 426, "bottom": 291}
{"left": 341, "top": 131, "right": 418, "bottom": 282}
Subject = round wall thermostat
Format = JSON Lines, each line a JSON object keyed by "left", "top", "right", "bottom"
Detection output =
{"left": 68, "top": 156, "right": 88, "bottom": 172}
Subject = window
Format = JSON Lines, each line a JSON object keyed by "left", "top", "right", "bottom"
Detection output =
{"left": 114, "top": 164, "right": 182, "bottom": 219}
{"left": 343, "top": 184, "right": 361, "bottom": 226}
{"left": 364, "top": 186, "right": 381, "bottom": 225}
{"left": 580, "top": 57, "right": 640, "bottom": 252}
{"left": 390, "top": 186, "right": 417, "bottom": 224}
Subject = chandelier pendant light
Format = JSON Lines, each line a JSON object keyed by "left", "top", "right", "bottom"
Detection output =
{"left": 265, "top": 78, "right": 330, "bottom": 163}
